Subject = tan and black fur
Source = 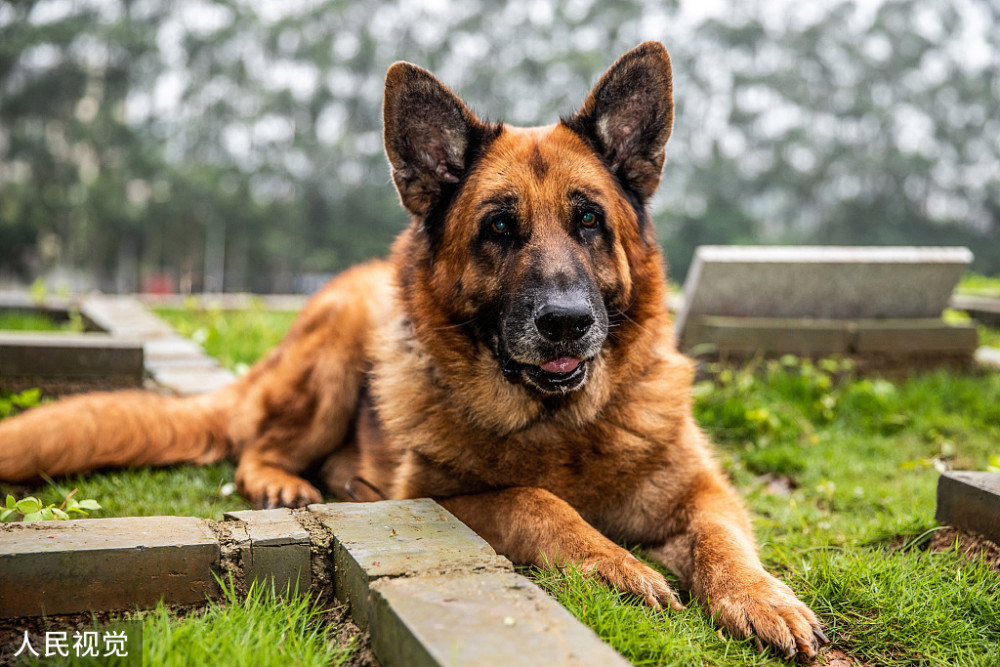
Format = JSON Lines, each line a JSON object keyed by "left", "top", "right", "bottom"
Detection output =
{"left": 0, "top": 43, "right": 828, "bottom": 658}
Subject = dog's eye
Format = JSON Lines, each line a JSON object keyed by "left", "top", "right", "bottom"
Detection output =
{"left": 491, "top": 216, "right": 512, "bottom": 234}
{"left": 579, "top": 211, "right": 600, "bottom": 229}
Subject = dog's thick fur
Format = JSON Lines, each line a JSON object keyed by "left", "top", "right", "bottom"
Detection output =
{"left": 0, "top": 43, "right": 827, "bottom": 658}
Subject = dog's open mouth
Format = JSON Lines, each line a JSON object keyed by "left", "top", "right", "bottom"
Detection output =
{"left": 524, "top": 356, "right": 588, "bottom": 393}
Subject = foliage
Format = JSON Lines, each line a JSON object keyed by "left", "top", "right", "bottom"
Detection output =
{"left": 2, "top": 490, "right": 101, "bottom": 522}
{"left": 1, "top": 0, "right": 997, "bottom": 291}
{"left": 0, "top": 387, "right": 44, "bottom": 418}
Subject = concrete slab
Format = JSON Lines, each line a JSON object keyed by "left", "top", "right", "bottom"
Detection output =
{"left": 936, "top": 471, "right": 1000, "bottom": 545}
{"left": 682, "top": 316, "right": 852, "bottom": 356}
{"left": 0, "top": 332, "right": 144, "bottom": 390}
{"left": 679, "top": 316, "right": 977, "bottom": 358}
{"left": 223, "top": 509, "right": 312, "bottom": 595}
{"left": 309, "top": 499, "right": 509, "bottom": 627}
{"left": 151, "top": 368, "right": 236, "bottom": 396}
{"left": 369, "top": 571, "right": 630, "bottom": 667}
{"left": 675, "top": 246, "right": 975, "bottom": 363}
{"left": 143, "top": 336, "right": 210, "bottom": 362}
{"left": 950, "top": 294, "right": 1000, "bottom": 327}
{"left": 678, "top": 246, "right": 971, "bottom": 323}
{"left": 0, "top": 516, "right": 219, "bottom": 618}
{"left": 851, "top": 320, "right": 978, "bottom": 354}
{"left": 80, "top": 296, "right": 177, "bottom": 339}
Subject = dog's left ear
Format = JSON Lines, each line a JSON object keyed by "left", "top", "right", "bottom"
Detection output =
{"left": 566, "top": 42, "right": 673, "bottom": 202}
{"left": 383, "top": 62, "right": 484, "bottom": 217}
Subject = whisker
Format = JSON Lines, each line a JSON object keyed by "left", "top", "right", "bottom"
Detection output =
{"left": 424, "top": 318, "right": 476, "bottom": 332}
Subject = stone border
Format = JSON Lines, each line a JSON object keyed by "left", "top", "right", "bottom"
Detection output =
{"left": 936, "top": 471, "right": 1000, "bottom": 545}
{"left": 0, "top": 500, "right": 628, "bottom": 667}
{"left": 0, "top": 294, "right": 235, "bottom": 396}
{"left": 79, "top": 295, "right": 236, "bottom": 396}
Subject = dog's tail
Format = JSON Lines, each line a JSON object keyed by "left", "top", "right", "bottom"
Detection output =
{"left": 0, "top": 388, "right": 237, "bottom": 482}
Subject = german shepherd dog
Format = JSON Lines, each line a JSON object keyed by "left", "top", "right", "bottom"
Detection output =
{"left": 0, "top": 43, "right": 827, "bottom": 658}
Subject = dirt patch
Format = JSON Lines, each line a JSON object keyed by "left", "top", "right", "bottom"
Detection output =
{"left": 293, "top": 507, "right": 336, "bottom": 604}
{"left": 206, "top": 518, "right": 249, "bottom": 596}
{"left": 818, "top": 648, "right": 869, "bottom": 666}
{"left": 928, "top": 526, "right": 1000, "bottom": 570}
{"left": 325, "top": 606, "right": 379, "bottom": 667}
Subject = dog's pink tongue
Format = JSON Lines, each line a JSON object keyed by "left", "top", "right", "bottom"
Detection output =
{"left": 540, "top": 356, "right": 580, "bottom": 374}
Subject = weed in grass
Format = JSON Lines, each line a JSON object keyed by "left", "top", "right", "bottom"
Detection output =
{"left": 0, "top": 388, "right": 45, "bottom": 418}
{"left": 0, "top": 463, "right": 250, "bottom": 521}
{"left": 2, "top": 488, "right": 101, "bottom": 522}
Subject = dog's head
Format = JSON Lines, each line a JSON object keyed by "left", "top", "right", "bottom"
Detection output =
{"left": 384, "top": 43, "right": 673, "bottom": 399}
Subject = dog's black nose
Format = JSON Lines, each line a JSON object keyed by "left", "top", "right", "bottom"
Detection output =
{"left": 535, "top": 298, "right": 595, "bottom": 341}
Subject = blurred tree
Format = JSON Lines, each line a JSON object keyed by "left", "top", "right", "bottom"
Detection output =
{"left": 0, "top": 0, "right": 169, "bottom": 290}
{"left": 665, "top": 0, "right": 1000, "bottom": 277}
{"left": 0, "top": 0, "right": 996, "bottom": 292}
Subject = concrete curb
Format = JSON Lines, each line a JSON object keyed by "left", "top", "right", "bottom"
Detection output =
{"left": 0, "top": 500, "right": 629, "bottom": 667}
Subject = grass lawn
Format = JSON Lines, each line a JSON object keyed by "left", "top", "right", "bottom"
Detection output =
{"left": 0, "top": 311, "right": 83, "bottom": 332}
{"left": 3, "top": 296, "right": 1000, "bottom": 665}
{"left": 957, "top": 272, "right": 1000, "bottom": 298}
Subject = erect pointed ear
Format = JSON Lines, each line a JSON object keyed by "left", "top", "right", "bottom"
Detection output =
{"left": 565, "top": 42, "right": 673, "bottom": 202}
{"left": 383, "top": 62, "right": 484, "bottom": 217}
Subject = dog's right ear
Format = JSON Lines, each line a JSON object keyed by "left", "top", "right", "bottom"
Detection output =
{"left": 383, "top": 63, "right": 482, "bottom": 217}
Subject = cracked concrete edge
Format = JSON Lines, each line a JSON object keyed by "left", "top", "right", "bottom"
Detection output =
{"left": 2, "top": 501, "right": 629, "bottom": 667}
{"left": 206, "top": 518, "right": 249, "bottom": 597}
{"left": 291, "top": 508, "right": 336, "bottom": 605}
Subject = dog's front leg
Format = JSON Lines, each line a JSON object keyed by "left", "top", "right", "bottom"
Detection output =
{"left": 438, "top": 486, "right": 684, "bottom": 611}
{"left": 646, "top": 460, "right": 828, "bottom": 658}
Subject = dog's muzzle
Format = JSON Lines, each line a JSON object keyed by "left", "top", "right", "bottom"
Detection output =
{"left": 500, "top": 287, "right": 608, "bottom": 394}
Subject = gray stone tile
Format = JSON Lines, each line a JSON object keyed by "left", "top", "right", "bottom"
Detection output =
{"left": 369, "top": 571, "right": 630, "bottom": 667}
{"left": 309, "top": 499, "right": 509, "bottom": 627}
{"left": 0, "top": 516, "right": 219, "bottom": 618}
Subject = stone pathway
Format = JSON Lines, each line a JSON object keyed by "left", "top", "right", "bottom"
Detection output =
{"left": 80, "top": 295, "right": 236, "bottom": 396}
{"left": 0, "top": 500, "right": 629, "bottom": 667}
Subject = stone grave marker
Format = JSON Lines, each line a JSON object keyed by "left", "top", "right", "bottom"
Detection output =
{"left": 674, "top": 245, "right": 978, "bottom": 365}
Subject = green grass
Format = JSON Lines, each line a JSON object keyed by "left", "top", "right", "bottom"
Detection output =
{"left": 154, "top": 304, "right": 298, "bottom": 373}
{"left": 532, "top": 358, "right": 1000, "bottom": 665}
{"left": 139, "top": 580, "right": 355, "bottom": 667}
{"left": 0, "top": 311, "right": 83, "bottom": 331}
{"left": 4, "top": 304, "right": 1000, "bottom": 665}
{"left": 3, "top": 463, "right": 252, "bottom": 521}
{"left": 20, "top": 580, "right": 355, "bottom": 667}
{"left": 958, "top": 272, "right": 1000, "bottom": 297}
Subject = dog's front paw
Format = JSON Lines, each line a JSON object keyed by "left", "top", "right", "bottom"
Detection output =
{"left": 582, "top": 550, "right": 685, "bottom": 611}
{"left": 705, "top": 570, "right": 828, "bottom": 659}
{"left": 238, "top": 469, "right": 323, "bottom": 509}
